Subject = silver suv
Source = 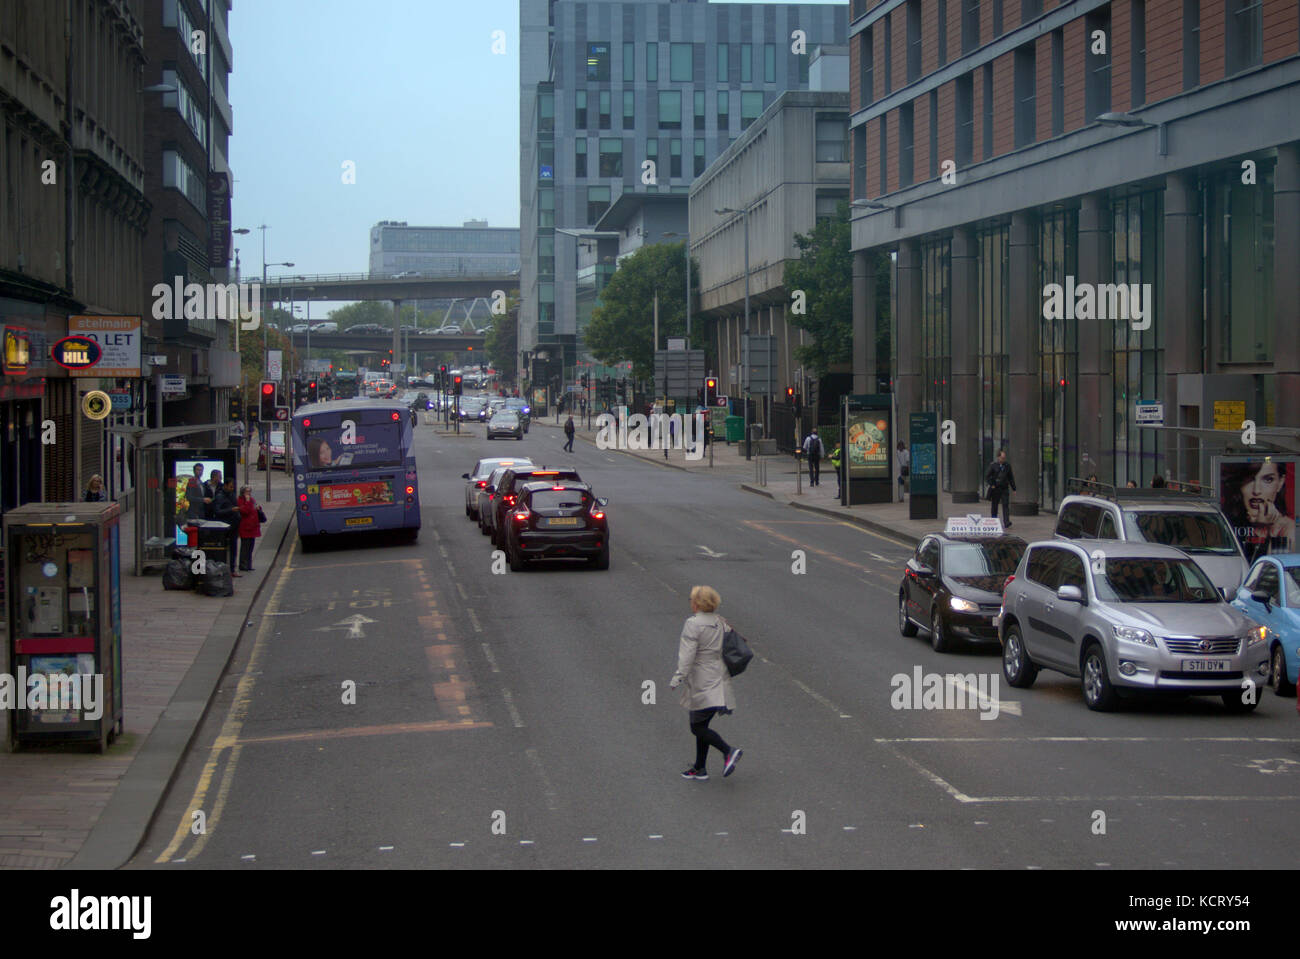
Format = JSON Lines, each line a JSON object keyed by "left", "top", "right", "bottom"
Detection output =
{"left": 999, "top": 540, "right": 1270, "bottom": 712}
{"left": 1054, "top": 480, "right": 1248, "bottom": 596}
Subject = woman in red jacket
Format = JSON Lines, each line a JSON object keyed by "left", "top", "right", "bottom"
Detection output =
{"left": 236, "top": 485, "right": 263, "bottom": 571}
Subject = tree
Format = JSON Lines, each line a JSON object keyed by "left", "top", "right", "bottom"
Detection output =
{"left": 584, "top": 242, "right": 700, "bottom": 381}
{"left": 327, "top": 300, "right": 394, "bottom": 329}
{"left": 484, "top": 294, "right": 519, "bottom": 381}
{"left": 783, "top": 200, "right": 857, "bottom": 377}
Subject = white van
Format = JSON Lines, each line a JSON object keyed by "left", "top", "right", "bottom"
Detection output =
{"left": 312, "top": 322, "right": 338, "bottom": 334}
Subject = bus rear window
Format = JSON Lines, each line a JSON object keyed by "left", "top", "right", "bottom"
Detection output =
{"left": 303, "top": 422, "right": 401, "bottom": 468}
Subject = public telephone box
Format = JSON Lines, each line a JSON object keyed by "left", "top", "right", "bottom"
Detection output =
{"left": 3, "top": 502, "right": 124, "bottom": 751}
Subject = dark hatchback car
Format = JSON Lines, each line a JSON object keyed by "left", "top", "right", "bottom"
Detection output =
{"left": 491, "top": 466, "right": 583, "bottom": 548}
{"left": 503, "top": 398, "right": 532, "bottom": 432}
{"left": 503, "top": 480, "right": 609, "bottom": 570}
{"left": 899, "top": 532, "right": 1028, "bottom": 652}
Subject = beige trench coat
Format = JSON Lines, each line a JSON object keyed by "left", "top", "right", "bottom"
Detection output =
{"left": 672, "top": 612, "right": 735, "bottom": 711}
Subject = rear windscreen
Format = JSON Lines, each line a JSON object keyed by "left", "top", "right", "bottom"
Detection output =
{"left": 528, "top": 489, "right": 590, "bottom": 510}
{"left": 1125, "top": 510, "right": 1238, "bottom": 555}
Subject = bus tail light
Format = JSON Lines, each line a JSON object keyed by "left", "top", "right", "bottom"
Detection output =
{"left": 406, "top": 486, "right": 414, "bottom": 495}
{"left": 299, "top": 493, "right": 308, "bottom": 502}
{"left": 303, "top": 418, "right": 310, "bottom": 427}
{"left": 391, "top": 412, "right": 400, "bottom": 421}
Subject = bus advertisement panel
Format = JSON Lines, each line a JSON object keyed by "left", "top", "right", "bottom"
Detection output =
{"left": 290, "top": 400, "right": 419, "bottom": 548}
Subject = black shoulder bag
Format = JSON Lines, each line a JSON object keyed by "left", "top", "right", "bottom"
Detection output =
{"left": 721, "top": 619, "right": 754, "bottom": 677}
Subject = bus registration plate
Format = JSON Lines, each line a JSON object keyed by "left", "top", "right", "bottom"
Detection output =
{"left": 345, "top": 517, "right": 374, "bottom": 527}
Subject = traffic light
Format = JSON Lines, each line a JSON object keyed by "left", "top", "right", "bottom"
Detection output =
{"left": 453, "top": 374, "right": 463, "bottom": 396}
{"left": 786, "top": 386, "right": 795, "bottom": 402}
{"left": 308, "top": 380, "right": 318, "bottom": 402}
{"left": 259, "top": 381, "right": 276, "bottom": 421}
{"left": 230, "top": 395, "right": 243, "bottom": 422}
{"left": 705, "top": 377, "right": 718, "bottom": 406}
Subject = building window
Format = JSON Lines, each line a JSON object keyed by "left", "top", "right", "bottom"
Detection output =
{"left": 1014, "top": 43, "right": 1036, "bottom": 148}
{"left": 1039, "top": 208, "right": 1080, "bottom": 502}
{"left": 538, "top": 187, "right": 554, "bottom": 227}
{"left": 587, "top": 186, "right": 611, "bottom": 223}
{"left": 799, "top": 50, "right": 809, "bottom": 84}
{"left": 982, "top": 62, "right": 994, "bottom": 159}
{"left": 854, "top": 125, "right": 867, "bottom": 196}
{"left": 764, "top": 43, "right": 776, "bottom": 83}
{"left": 694, "top": 139, "right": 706, "bottom": 176}
{"left": 993, "top": 0, "right": 1003, "bottom": 36}
{"left": 587, "top": 42, "right": 610, "bottom": 81}
{"left": 161, "top": 69, "right": 207, "bottom": 152}
{"left": 599, "top": 90, "right": 611, "bottom": 129}
{"left": 539, "top": 142, "right": 554, "bottom": 180}
{"left": 937, "top": 0, "right": 948, "bottom": 65}
{"left": 1225, "top": 0, "right": 1262, "bottom": 75}
{"left": 907, "top": 0, "right": 922, "bottom": 83}
{"left": 1051, "top": 28, "right": 1064, "bottom": 135}
{"left": 1208, "top": 163, "right": 1275, "bottom": 363}
{"left": 659, "top": 90, "right": 682, "bottom": 129}
{"left": 646, "top": 139, "right": 658, "bottom": 186}
{"left": 162, "top": 149, "right": 205, "bottom": 211}
{"left": 647, "top": 42, "right": 658, "bottom": 82}
{"left": 956, "top": 72, "right": 974, "bottom": 167}
{"left": 859, "top": 28, "right": 874, "bottom": 103}
{"left": 884, "top": 15, "right": 893, "bottom": 94}
{"left": 624, "top": 90, "right": 635, "bottom": 129}
{"left": 741, "top": 44, "right": 752, "bottom": 83}
{"left": 623, "top": 42, "right": 635, "bottom": 82}
{"left": 575, "top": 91, "right": 587, "bottom": 128}
{"left": 538, "top": 234, "right": 555, "bottom": 276}
{"left": 962, "top": 0, "right": 980, "bottom": 55}
{"left": 671, "top": 43, "right": 693, "bottom": 82}
{"left": 878, "top": 115, "right": 888, "bottom": 194}
{"left": 740, "top": 91, "right": 764, "bottom": 129}
{"left": 538, "top": 91, "right": 554, "bottom": 133}
{"left": 718, "top": 43, "right": 729, "bottom": 82}
{"left": 899, "top": 103, "right": 915, "bottom": 187}
{"left": 717, "top": 90, "right": 729, "bottom": 131}
{"left": 977, "top": 223, "right": 1010, "bottom": 488}
{"left": 816, "top": 194, "right": 846, "bottom": 223}
{"left": 599, "top": 138, "right": 622, "bottom": 177}
{"left": 816, "top": 116, "right": 848, "bottom": 161}
{"left": 1022, "top": 0, "right": 1042, "bottom": 19}
{"left": 1183, "top": 0, "right": 1200, "bottom": 89}
{"left": 575, "top": 139, "right": 587, "bottom": 177}
{"left": 695, "top": 90, "right": 706, "bottom": 131}
{"left": 1084, "top": 7, "right": 1111, "bottom": 121}
{"left": 921, "top": 238, "right": 953, "bottom": 490}
{"left": 929, "top": 89, "right": 939, "bottom": 178}
{"left": 670, "top": 139, "right": 682, "bottom": 178}
{"left": 1131, "top": 0, "right": 1146, "bottom": 107}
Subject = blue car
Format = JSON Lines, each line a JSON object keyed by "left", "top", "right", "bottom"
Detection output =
{"left": 1231, "top": 553, "right": 1300, "bottom": 696}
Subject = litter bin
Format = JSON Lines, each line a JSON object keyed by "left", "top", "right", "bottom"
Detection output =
{"left": 186, "top": 519, "right": 232, "bottom": 564}
{"left": 725, "top": 415, "right": 744, "bottom": 444}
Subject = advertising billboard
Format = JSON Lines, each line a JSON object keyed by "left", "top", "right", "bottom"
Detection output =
{"left": 1218, "top": 456, "right": 1297, "bottom": 561}
{"left": 846, "top": 410, "right": 890, "bottom": 479}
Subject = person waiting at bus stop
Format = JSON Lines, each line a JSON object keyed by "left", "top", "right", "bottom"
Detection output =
{"left": 211, "top": 478, "right": 242, "bottom": 576}
{"left": 237, "top": 486, "right": 264, "bottom": 572}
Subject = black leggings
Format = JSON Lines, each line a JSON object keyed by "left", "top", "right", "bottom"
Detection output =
{"left": 689, "top": 707, "right": 731, "bottom": 771}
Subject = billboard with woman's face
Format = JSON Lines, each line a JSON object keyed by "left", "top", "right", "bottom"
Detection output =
{"left": 1219, "top": 457, "right": 1297, "bottom": 561}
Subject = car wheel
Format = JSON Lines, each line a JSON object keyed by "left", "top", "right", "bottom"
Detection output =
{"left": 1222, "top": 690, "right": 1260, "bottom": 712}
{"left": 898, "top": 593, "right": 919, "bottom": 637}
{"left": 930, "top": 606, "right": 953, "bottom": 653}
{"left": 508, "top": 541, "right": 526, "bottom": 572}
{"left": 1080, "top": 642, "right": 1119, "bottom": 712}
{"left": 1001, "top": 624, "right": 1038, "bottom": 688}
{"left": 591, "top": 547, "right": 610, "bottom": 570}
{"left": 1270, "top": 644, "right": 1296, "bottom": 697}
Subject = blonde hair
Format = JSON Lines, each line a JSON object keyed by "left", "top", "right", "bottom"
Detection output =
{"left": 88, "top": 474, "right": 103, "bottom": 487}
{"left": 690, "top": 585, "right": 721, "bottom": 612}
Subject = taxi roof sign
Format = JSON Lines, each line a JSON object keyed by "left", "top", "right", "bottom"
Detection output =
{"left": 945, "top": 515, "right": 1004, "bottom": 536}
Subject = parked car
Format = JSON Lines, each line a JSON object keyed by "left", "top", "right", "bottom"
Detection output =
{"left": 1231, "top": 554, "right": 1300, "bottom": 696}
{"left": 257, "top": 429, "right": 287, "bottom": 470}
{"left": 999, "top": 539, "right": 1271, "bottom": 712}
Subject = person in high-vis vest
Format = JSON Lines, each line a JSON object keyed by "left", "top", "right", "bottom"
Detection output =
{"left": 829, "top": 442, "right": 843, "bottom": 498}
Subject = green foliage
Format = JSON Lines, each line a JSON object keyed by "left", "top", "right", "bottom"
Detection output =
{"left": 783, "top": 200, "right": 854, "bottom": 377}
{"left": 484, "top": 294, "right": 519, "bottom": 381}
{"left": 584, "top": 242, "right": 700, "bottom": 381}
{"left": 327, "top": 300, "right": 394, "bottom": 329}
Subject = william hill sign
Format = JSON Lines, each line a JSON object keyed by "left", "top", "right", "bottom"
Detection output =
{"left": 51, "top": 335, "right": 103, "bottom": 372}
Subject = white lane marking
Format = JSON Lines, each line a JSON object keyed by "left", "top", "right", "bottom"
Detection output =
{"left": 312, "top": 850, "right": 326, "bottom": 856}
{"left": 865, "top": 551, "right": 893, "bottom": 563}
{"left": 648, "top": 835, "right": 663, "bottom": 840}
{"left": 172, "top": 858, "right": 186, "bottom": 863}
{"left": 450, "top": 842, "right": 466, "bottom": 847}
{"left": 379, "top": 845, "right": 394, "bottom": 851}
{"left": 582, "top": 837, "right": 598, "bottom": 843}
{"left": 842, "top": 826, "right": 857, "bottom": 831}
{"left": 525, "top": 747, "right": 560, "bottom": 812}
{"left": 874, "top": 736, "right": 1300, "bottom": 743}
{"left": 466, "top": 608, "right": 483, "bottom": 634}
{"left": 480, "top": 642, "right": 500, "bottom": 673}
{"left": 697, "top": 545, "right": 727, "bottom": 558}
{"left": 1243, "top": 758, "right": 1300, "bottom": 774}
{"left": 715, "top": 831, "right": 729, "bottom": 836}
{"left": 456, "top": 582, "right": 468, "bottom": 600}
{"left": 241, "top": 854, "right": 255, "bottom": 861}
{"left": 946, "top": 674, "right": 1021, "bottom": 717}
{"left": 501, "top": 687, "right": 525, "bottom": 728}
{"left": 519, "top": 840, "right": 534, "bottom": 845}
{"left": 438, "top": 545, "right": 449, "bottom": 558}
{"left": 789, "top": 677, "right": 851, "bottom": 719}
{"left": 313, "top": 614, "right": 376, "bottom": 640}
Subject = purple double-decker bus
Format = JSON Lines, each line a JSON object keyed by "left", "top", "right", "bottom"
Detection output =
{"left": 290, "top": 399, "right": 420, "bottom": 549}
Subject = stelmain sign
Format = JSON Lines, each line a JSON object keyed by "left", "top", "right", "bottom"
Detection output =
{"left": 68, "top": 316, "right": 141, "bottom": 377}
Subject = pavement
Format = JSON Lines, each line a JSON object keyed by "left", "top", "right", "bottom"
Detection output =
{"left": 0, "top": 413, "right": 1052, "bottom": 871}
{"left": 0, "top": 441, "right": 297, "bottom": 870}
{"left": 532, "top": 414, "right": 1057, "bottom": 547}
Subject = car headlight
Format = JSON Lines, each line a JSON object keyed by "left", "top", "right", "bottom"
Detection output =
{"left": 1113, "top": 624, "right": 1157, "bottom": 647}
{"left": 949, "top": 596, "right": 979, "bottom": 613}
{"left": 1245, "top": 625, "right": 1269, "bottom": 648}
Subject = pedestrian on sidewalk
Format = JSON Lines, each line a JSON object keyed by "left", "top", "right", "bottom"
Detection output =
{"left": 896, "top": 441, "right": 910, "bottom": 502}
{"left": 236, "top": 485, "right": 264, "bottom": 571}
{"left": 665, "top": 416, "right": 676, "bottom": 458}
{"left": 985, "top": 449, "right": 1017, "bottom": 528}
{"left": 802, "top": 427, "right": 825, "bottom": 486}
{"left": 670, "top": 585, "right": 741, "bottom": 782}
{"left": 211, "top": 478, "right": 242, "bottom": 575}
{"left": 84, "top": 474, "right": 107, "bottom": 502}
{"left": 563, "top": 414, "right": 576, "bottom": 453}
{"left": 829, "top": 442, "right": 843, "bottom": 498}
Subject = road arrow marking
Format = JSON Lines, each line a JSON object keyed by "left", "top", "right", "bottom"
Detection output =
{"left": 946, "top": 674, "right": 1022, "bottom": 717}
{"left": 697, "top": 545, "right": 727, "bottom": 558}
{"left": 314, "top": 614, "right": 376, "bottom": 639}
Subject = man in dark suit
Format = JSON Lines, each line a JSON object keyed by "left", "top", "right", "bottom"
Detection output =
{"left": 985, "top": 449, "right": 1017, "bottom": 528}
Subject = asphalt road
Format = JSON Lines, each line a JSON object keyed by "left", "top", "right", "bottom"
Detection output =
{"left": 129, "top": 418, "right": 1300, "bottom": 869}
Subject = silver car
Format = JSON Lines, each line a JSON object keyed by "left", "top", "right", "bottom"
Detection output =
{"left": 999, "top": 540, "right": 1271, "bottom": 712}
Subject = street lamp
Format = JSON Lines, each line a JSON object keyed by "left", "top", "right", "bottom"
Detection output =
{"left": 715, "top": 206, "right": 754, "bottom": 459}
{"left": 1096, "top": 112, "right": 1168, "bottom": 156}
{"left": 851, "top": 197, "right": 901, "bottom": 228}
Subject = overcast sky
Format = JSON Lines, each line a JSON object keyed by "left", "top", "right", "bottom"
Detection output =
{"left": 229, "top": 0, "right": 843, "bottom": 309}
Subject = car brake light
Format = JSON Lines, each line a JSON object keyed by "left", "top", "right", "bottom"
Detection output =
{"left": 552, "top": 486, "right": 566, "bottom": 490}
{"left": 476, "top": 481, "right": 487, "bottom": 488}
{"left": 505, "top": 495, "right": 515, "bottom": 505}
{"left": 591, "top": 511, "right": 604, "bottom": 520}
{"left": 513, "top": 508, "right": 529, "bottom": 522}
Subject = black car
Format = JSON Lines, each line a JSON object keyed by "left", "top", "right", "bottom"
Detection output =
{"left": 503, "top": 480, "right": 609, "bottom": 570}
{"left": 490, "top": 466, "right": 583, "bottom": 548}
{"left": 899, "top": 532, "right": 1027, "bottom": 652}
{"left": 503, "top": 397, "right": 532, "bottom": 432}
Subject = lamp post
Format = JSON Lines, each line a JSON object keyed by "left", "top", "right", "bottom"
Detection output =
{"left": 1097, "top": 111, "right": 1168, "bottom": 156}
{"left": 715, "top": 206, "right": 752, "bottom": 459}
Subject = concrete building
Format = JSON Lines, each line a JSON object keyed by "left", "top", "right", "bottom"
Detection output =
{"left": 519, "top": 0, "right": 849, "bottom": 394}
{"left": 0, "top": 0, "right": 151, "bottom": 508}
{"left": 692, "top": 78, "right": 851, "bottom": 449}
{"left": 849, "top": 0, "right": 1300, "bottom": 511}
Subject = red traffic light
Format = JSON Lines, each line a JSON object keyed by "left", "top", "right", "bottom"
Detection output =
{"left": 261, "top": 383, "right": 274, "bottom": 395}
{"left": 707, "top": 378, "right": 717, "bottom": 389}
